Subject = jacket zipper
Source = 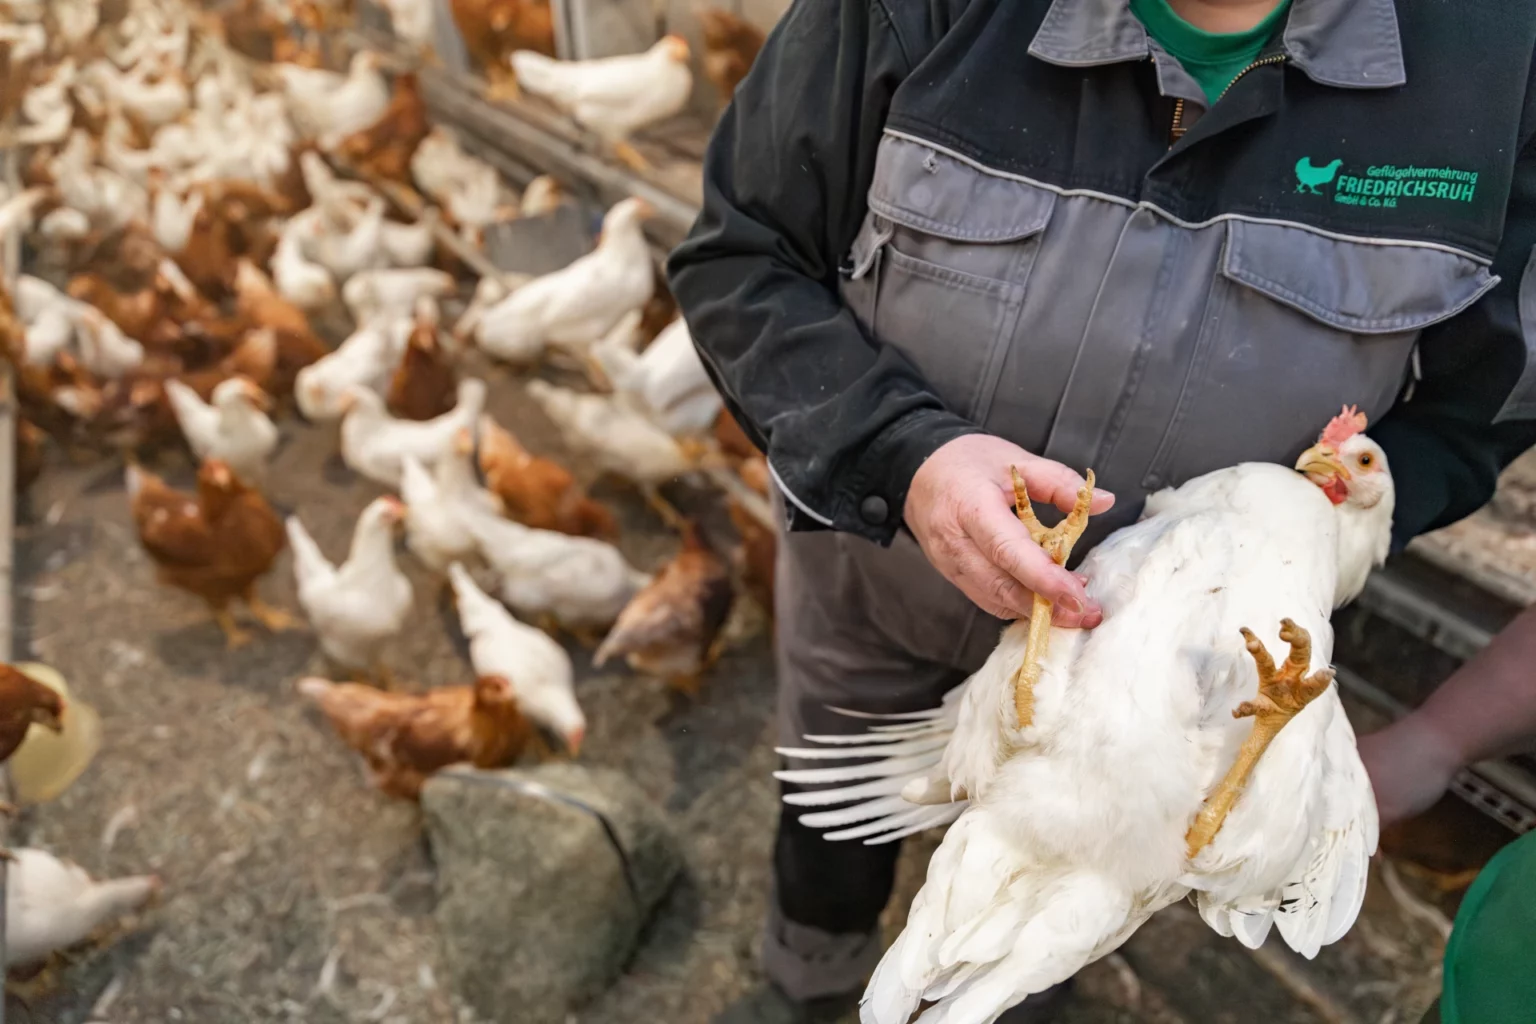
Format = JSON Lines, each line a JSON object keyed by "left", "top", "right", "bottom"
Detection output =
{"left": 1168, "top": 54, "right": 1288, "bottom": 146}
{"left": 1215, "top": 53, "right": 1288, "bottom": 104}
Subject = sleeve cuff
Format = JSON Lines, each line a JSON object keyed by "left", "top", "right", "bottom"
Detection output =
{"left": 821, "top": 408, "right": 983, "bottom": 544}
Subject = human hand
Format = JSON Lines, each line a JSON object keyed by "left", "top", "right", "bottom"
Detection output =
{"left": 904, "top": 434, "right": 1115, "bottom": 626}
{"left": 1357, "top": 716, "right": 1463, "bottom": 827}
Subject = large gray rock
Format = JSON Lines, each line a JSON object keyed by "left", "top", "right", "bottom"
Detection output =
{"left": 422, "top": 763, "right": 681, "bottom": 1024}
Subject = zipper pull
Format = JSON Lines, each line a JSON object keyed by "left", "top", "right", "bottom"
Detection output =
{"left": 1169, "top": 97, "right": 1188, "bottom": 146}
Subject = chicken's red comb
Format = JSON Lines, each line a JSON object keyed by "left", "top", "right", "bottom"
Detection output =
{"left": 1319, "top": 405, "right": 1368, "bottom": 448}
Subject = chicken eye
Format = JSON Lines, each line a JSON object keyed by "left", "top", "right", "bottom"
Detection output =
{"left": 1357, "top": 453, "right": 1373, "bottom": 469}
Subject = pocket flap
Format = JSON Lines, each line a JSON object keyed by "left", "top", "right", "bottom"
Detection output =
{"left": 1222, "top": 220, "right": 1498, "bottom": 334}
{"left": 867, "top": 135, "right": 1056, "bottom": 244}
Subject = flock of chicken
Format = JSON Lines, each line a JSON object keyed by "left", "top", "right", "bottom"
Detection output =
{"left": 0, "top": 0, "right": 775, "bottom": 976}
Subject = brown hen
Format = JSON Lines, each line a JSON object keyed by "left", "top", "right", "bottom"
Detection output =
{"left": 298, "top": 674, "right": 533, "bottom": 799}
{"left": 0, "top": 664, "right": 65, "bottom": 816}
{"left": 337, "top": 73, "right": 430, "bottom": 185}
{"left": 66, "top": 274, "right": 163, "bottom": 344}
{"left": 233, "top": 259, "right": 312, "bottom": 337}
{"left": 478, "top": 414, "right": 616, "bottom": 539}
{"left": 127, "top": 459, "right": 296, "bottom": 647}
{"left": 714, "top": 408, "right": 761, "bottom": 461}
{"left": 15, "top": 416, "right": 45, "bottom": 495}
{"left": 728, "top": 492, "right": 776, "bottom": 610}
{"left": 451, "top": 0, "right": 556, "bottom": 96}
{"left": 387, "top": 300, "right": 457, "bottom": 420}
{"left": 594, "top": 525, "right": 734, "bottom": 693}
{"left": 699, "top": 8, "right": 766, "bottom": 101}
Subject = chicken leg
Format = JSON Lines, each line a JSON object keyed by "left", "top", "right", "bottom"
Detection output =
{"left": 1010, "top": 466, "right": 1097, "bottom": 729}
{"left": 1185, "top": 619, "right": 1335, "bottom": 858}
{"left": 243, "top": 590, "right": 304, "bottom": 633}
{"left": 612, "top": 141, "right": 656, "bottom": 176}
{"left": 214, "top": 607, "right": 254, "bottom": 649}
{"left": 484, "top": 67, "right": 522, "bottom": 103}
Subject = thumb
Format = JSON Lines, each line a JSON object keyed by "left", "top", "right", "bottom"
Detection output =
{"left": 1013, "top": 454, "right": 1116, "bottom": 515}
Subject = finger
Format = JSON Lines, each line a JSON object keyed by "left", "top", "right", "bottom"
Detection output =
{"left": 1011, "top": 455, "right": 1116, "bottom": 515}
{"left": 949, "top": 548, "right": 1034, "bottom": 620}
{"left": 964, "top": 498, "right": 1098, "bottom": 622}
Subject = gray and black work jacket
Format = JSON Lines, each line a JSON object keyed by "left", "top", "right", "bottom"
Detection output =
{"left": 669, "top": 0, "right": 1536, "bottom": 550}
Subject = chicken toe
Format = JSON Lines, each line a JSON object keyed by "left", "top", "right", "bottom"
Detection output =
{"left": 612, "top": 141, "right": 655, "bottom": 175}
{"left": 244, "top": 593, "right": 304, "bottom": 633}
{"left": 1185, "top": 619, "right": 1335, "bottom": 857}
{"left": 215, "top": 609, "right": 255, "bottom": 649}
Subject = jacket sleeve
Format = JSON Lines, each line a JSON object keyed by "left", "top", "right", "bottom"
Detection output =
{"left": 667, "top": 0, "right": 980, "bottom": 543}
{"left": 1375, "top": 134, "right": 1536, "bottom": 548}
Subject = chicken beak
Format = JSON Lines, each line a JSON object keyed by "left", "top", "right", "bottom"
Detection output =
{"left": 1294, "top": 443, "right": 1350, "bottom": 486}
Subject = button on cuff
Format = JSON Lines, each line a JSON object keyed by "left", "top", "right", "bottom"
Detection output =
{"left": 859, "top": 495, "right": 889, "bottom": 526}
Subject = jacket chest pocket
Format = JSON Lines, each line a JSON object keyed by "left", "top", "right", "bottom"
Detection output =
{"left": 840, "top": 147, "right": 1054, "bottom": 422}
{"left": 1143, "top": 220, "right": 1498, "bottom": 490}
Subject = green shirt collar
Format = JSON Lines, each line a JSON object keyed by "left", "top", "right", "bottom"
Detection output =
{"left": 1128, "top": 0, "right": 1291, "bottom": 69}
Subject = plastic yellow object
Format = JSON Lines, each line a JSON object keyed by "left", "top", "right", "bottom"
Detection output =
{"left": 8, "top": 662, "right": 102, "bottom": 804}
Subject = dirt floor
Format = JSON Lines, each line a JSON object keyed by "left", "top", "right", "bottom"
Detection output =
{"left": 6, "top": 353, "right": 1465, "bottom": 1024}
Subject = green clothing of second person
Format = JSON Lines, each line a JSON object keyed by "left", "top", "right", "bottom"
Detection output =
{"left": 1130, "top": 0, "right": 1293, "bottom": 103}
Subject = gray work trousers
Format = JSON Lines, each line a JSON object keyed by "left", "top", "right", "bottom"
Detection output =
{"left": 765, "top": 522, "right": 1002, "bottom": 1001}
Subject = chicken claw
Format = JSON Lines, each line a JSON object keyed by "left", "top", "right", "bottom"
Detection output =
{"left": 245, "top": 594, "right": 304, "bottom": 634}
{"left": 1010, "top": 467, "right": 1097, "bottom": 729}
{"left": 612, "top": 141, "right": 655, "bottom": 175}
{"left": 484, "top": 68, "right": 522, "bottom": 103}
{"left": 215, "top": 609, "right": 255, "bottom": 650}
{"left": 1185, "top": 618, "right": 1335, "bottom": 858}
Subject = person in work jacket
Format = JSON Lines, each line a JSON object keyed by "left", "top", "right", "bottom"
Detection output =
{"left": 669, "top": 0, "right": 1536, "bottom": 1017}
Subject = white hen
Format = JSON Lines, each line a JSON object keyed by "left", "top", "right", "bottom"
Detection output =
{"left": 272, "top": 229, "right": 337, "bottom": 310}
{"left": 288, "top": 497, "right": 414, "bottom": 673}
{"left": 594, "top": 315, "right": 722, "bottom": 437}
{"left": 779, "top": 409, "right": 1395, "bottom": 1024}
{"left": 311, "top": 197, "right": 387, "bottom": 281}
{"left": 511, "top": 37, "right": 692, "bottom": 164}
{"left": 525, "top": 380, "right": 693, "bottom": 485}
{"left": 6, "top": 848, "right": 160, "bottom": 967}
{"left": 281, "top": 51, "right": 389, "bottom": 144}
{"left": 164, "top": 376, "right": 279, "bottom": 484}
{"left": 343, "top": 267, "right": 455, "bottom": 324}
{"left": 380, "top": 207, "right": 438, "bottom": 268}
{"left": 410, "top": 126, "right": 507, "bottom": 229}
{"left": 459, "top": 502, "right": 649, "bottom": 629}
{"left": 467, "top": 198, "right": 656, "bottom": 362}
{"left": 74, "top": 308, "right": 145, "bottom": 379}
{"left": 449, "top": 562, "right": 586, "bottom": 754}
{"left": 295, "top": 315, "right": 411, "bottom": 421}
{"left": 399, "top": 436, "right": 501, "bottom": 574}
{"left": 339, "top": 378, "right": 487, "bottom": 487}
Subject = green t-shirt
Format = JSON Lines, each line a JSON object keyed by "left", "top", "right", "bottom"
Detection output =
{"left": 1439, "top": 829, "right": 1536, "bottom": 1024}
{"left": 1130, "top": 0, "right": 1292, "bottom": 104}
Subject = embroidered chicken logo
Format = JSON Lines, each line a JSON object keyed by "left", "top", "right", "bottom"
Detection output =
{"left": 1295, "top": 157, "right": 1344, "bottom": 195}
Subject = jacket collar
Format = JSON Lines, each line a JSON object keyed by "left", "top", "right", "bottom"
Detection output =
{"left": 1027, "top": 0, "right": 1407, "bottom": 90}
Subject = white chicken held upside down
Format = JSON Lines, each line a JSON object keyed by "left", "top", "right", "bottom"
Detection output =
{"left": 287, "top": 497, "right": 414, "bottom": 678}
{"left": 779, "top": 408, "right": 1394, "bottom": 1024}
